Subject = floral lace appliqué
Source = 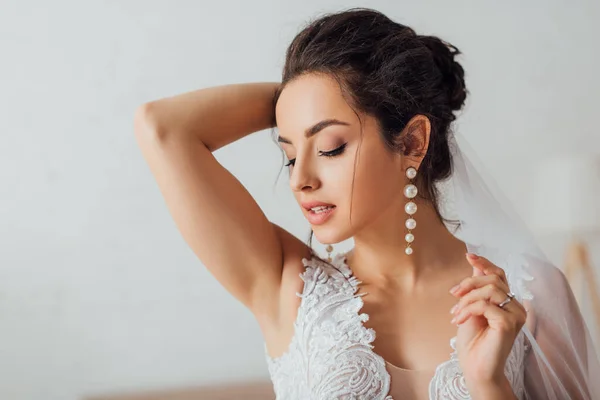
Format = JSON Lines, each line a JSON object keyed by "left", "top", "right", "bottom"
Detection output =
{"left": 264, "top": 251, "right": 529, "bottom": 400}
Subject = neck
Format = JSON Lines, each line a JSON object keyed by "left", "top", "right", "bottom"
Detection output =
{"left": 345, "top": 197, "right": 470, "bottom": 291}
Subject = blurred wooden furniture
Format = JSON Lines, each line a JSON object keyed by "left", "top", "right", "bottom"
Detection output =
{"left": 531, "top": 154, "right": 600, "bottom": 346}
{"left": 85, "top": 381, "right": 275, "bottom": 400}
{"left": 564, "top": 239, "right": 600, "bottom": 345}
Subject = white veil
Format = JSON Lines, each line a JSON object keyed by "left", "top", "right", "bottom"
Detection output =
{"left": 442, "top": 131, "right": 600, "bottom": 399}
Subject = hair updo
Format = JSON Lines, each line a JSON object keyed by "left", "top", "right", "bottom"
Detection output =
{"left": 272, "top": 7, "right": 467, "bottom": 251}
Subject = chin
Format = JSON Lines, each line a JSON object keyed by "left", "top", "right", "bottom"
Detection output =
{"left": 312, "top": 225, "right": 351, "bottom": 246}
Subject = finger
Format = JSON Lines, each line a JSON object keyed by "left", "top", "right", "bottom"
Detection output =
{"left": 452, "top": 299, "right": 522, "bottom": 330}
{"left": 507, "top": 295, "right": 528, "bottom": 316}
{"left": 472, "top": 264, "right": 484, "bottom": 277}
{"left": 451, "top": 284, "right": 510, "bottom": 316}
{"left": 466, "top": 253, "right": 508, "bottom": 285}
{"left": 450, "top": 274, "right": 510, "bottom": 297}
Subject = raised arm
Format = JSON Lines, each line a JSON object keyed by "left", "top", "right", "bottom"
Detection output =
{"left": 133, "top": 82, "right": 307, "bottom": 324}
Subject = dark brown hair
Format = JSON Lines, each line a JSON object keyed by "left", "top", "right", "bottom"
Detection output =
{"left": 271, "top": 7, "right": 466, "bottom": 261}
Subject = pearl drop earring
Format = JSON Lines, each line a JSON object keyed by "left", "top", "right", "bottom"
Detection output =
{"left": 404, "top": 167, "right": 418, "bottom": 255}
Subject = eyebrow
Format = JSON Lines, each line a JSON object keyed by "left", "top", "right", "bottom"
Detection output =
{"left": 277, "top": 118, "right": 350, "bottom": 145}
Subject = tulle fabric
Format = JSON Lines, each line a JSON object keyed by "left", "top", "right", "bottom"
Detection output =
{"left": 445, "top": 131, "right": 600, "bottom": 399}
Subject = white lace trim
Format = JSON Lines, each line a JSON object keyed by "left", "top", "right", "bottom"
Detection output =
{"left": 264, "top": 251, "right": 530, "bottom": 400}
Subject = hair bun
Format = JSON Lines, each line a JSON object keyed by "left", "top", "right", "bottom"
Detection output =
{"left": 419, "top": 35, "right": 467, "bottom": 111}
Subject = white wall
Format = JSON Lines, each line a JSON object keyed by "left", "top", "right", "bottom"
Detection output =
{"left": 1, "top": 1, "right": 598, "bottom": 399}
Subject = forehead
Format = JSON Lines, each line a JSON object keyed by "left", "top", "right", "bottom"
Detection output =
{"left": 275, "top": 73, "right": 356, "bottom": 132}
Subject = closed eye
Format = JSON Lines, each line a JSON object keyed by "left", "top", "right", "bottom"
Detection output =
{"left": 319, "top": 142, "right": 347, "bottom": 157}
{"left": 285, "top": 143, "right": 347, "bottom": 168}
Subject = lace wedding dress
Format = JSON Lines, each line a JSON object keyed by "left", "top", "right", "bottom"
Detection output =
{"left": 264, "top": 252, "right": 531, "bottom": 400}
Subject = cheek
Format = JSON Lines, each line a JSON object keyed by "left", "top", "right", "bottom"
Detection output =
{"left": 351, "top": 146, "right": 400, "bottom": 217}
{"left": 357, "top": 165, "right": 397, "bottom": 208}
{"left": 319, "top": 154, "right": 354, "bottom": 200}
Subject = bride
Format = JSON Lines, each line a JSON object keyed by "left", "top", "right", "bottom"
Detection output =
{"left": 133, "top": 7, "right": 600, "bottom": 400}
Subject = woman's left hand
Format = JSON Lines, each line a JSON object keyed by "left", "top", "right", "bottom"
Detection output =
{"left": 449, "top": 253, "right": 527, "bottom": 387}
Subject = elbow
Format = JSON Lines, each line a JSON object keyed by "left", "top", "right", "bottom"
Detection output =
{"left": 134, "top": 102, "right": 164, "bottom": 142}
{"left": 134, "top": 103, "right": 155, "bottom": 135}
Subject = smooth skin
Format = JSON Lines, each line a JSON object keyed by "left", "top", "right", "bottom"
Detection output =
{"left": 135, "top": 74, "right": 527, "bottom": 398}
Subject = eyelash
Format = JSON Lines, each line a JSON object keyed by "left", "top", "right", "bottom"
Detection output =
{"left": 285, "top": 143, "right": 347, "bottom": 168}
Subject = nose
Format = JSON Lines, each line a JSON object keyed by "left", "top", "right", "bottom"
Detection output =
{"left": 289, "top": 157, "right": 320, "bottom": 193}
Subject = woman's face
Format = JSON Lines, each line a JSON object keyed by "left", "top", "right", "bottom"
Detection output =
{"left": 275, "top": 73, "right": 409, "bottom": 244}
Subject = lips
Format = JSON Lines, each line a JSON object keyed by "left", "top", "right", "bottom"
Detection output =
{"left": 301, "top": 201, "right": 337, "bottom": 225}
{"left": 301, "top": 201, "right": 336, "bottom": 211}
